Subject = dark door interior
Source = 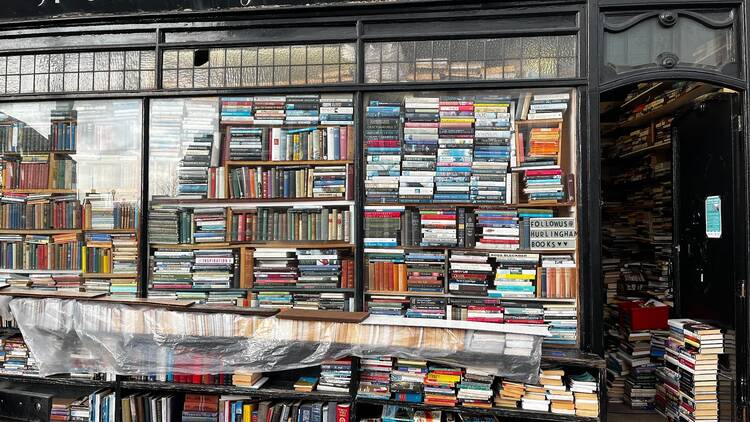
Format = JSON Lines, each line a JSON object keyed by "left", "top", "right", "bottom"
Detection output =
{"left": 673, "top": 92, "right": 740, "bottom": 327}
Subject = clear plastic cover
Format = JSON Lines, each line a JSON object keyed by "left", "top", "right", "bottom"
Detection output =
{"left": 9, "top": 298, "right": 544, "bottom": 383}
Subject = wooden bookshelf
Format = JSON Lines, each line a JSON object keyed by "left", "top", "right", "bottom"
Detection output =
{"left": 226, "top": 160, "right": 353, "bottom": 166}
{"left": 150, "top": 197, "right": 355, "bottom": 206}
{"left": 0, "top": 229, "right": 82, "bottom": 234}
{"left": 365, "top": 202, "right": 576, "bottom": 208}
{"left": 364, "top": 290, "right": 577, "bottom": 301}
{"left": 81, "top": 273, "right": 138, "bottom": 279}
{"left": 150, "top": 242, "right": 354, "bottom": 249}
{"left": 616, "top": 83, "right": 715, "bottom": 129}
{"left": 0, "top": 189, "right": 77, "bottom": 194}
{"left": 372, "top": 245, "right": 578, "bottom": 254}
{"left": 250, "top": 287, "right": 355, "bottom": 293}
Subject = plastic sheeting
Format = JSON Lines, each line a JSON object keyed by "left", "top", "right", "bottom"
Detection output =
{"left": 9, "top": 297, "right": 545, "bottom": 383}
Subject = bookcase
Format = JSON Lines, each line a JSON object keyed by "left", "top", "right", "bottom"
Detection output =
{"left": 362, "top": 89, "right": 580, "bottom": 349}
{"left": 0, "top": 100, "right": 142, "bottom": 298}
{"left": 147, "top": 95, "right": 357, "bottom": 309}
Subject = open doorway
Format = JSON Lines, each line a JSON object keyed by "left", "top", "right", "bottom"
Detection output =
{"left": 599, "top": 81, "right": 745, "bottom": 421}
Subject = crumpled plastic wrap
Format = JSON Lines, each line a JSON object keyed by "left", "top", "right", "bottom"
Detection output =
{"left": 9, "top": 297, "right": 545, "bottom": 383}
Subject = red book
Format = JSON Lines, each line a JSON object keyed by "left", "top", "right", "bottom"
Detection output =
{"left": 340, "top": 126, "right": 348, "bottom": 160}
{"left": 336, "top": 403, "right": 350, "bottom": 422}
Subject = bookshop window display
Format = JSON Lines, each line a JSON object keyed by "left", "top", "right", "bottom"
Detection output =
{"left": 0, "top": 99, "right": 142, "bottom": 296}
{"left": 363, "top": 88, "right": 579, "bottom": 348}
{"left": 147, "top": 95, "right": 356, "bottom": 308}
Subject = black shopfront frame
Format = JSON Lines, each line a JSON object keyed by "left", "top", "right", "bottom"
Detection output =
{"left": 0, "top": 0, "right": 747, "bottom": 420}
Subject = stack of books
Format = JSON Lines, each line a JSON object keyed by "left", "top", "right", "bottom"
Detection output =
{"left": 150, "top": 250, "right": 193, "bottom": 291}
{"left": 419, "top": 208, "right": 456, "bottom": 247}
{"left": 423, "top": 365, "right": 461, "bottom": 406}
{"left": 502, "top": 302, "right": 544, "bottom": 324}
{"left": 472, "top": 98, "right": 513, "bottom": 203}
{"left": 366, "top": 295, "right": 408, "bottom": 316}
{"left": 311, "top": 165, "right": 347, "bottom": 199}
{"left": 523, "top": 167, "right": 564, "bottom": 203}
{"left": 543, "top": 302, "right": 578, "bottom": 346}
{"left": 495, "top": 380, "right": 525, "bottom": 408}
{"left": 253, "top": 96, "right": 286, "bottom": 125}
{"left": 436, "top": 98, "right": 473, "bottom": 203}
{"left": 541, "top": 368, "right": 574, "bottom": 415}
{"left": 448, "top": 252, "right": 492, "bottom": 296}
{"left": 401, "top": 97, "right": 438, "bottom": 203}
{"left": 181, "top": 394, "right": 219, "bottom": 422}
{"left": 525, "top": 93, "right": 569, "bottom": 120}
{"left": 521, "top": 384, "right": 550, "bottom": 412}
{"left": 364, "top": 101, "right": 401, "bottom": 203}
{"left": 390, "top": 358, "right": 427, "bottom": 402}
{"left": 148, "top": 208, "right": 180, "bottom": 244}
{"left": 491, "top": 253, "right": 538, "bottom": 298}
{"left": 219, "top": 97, "right": 253, "bottom": 123}
{"left": 191, "top": 249, "right": 234, "bottom": 289}
{"left": 227, "top": 127, "right": 264, "bottom": 161}
{"left": 620, "top": 329, "right": 657, "bottom": 409}
{"left": 357, "top": 355, "right": 393, "bottom": 400}
{"left": 474, "top": 210, "right": 519, "bottom": 250}
{"left": 192, "top": 208, "right": 226, "bottom": 244}
{"left": 457, "top": 368, "right": 494, "bottom": 408}
{"left": 0, "top": 334, "right": 38, "bottom": 376}
{"left": 296, "top": 249, "right": 342, "bottom": 289}
{"left": 405, "top": 251, "right": 444, "bottom": 293}
{"left": 569, "top": 372, "right": 600, "bottom": 417}
{"left": 284, "top": 95, "right": 320, "bottom": 125}
{"left": 177, "top": 134, "right": 216, "bottom": 198}
{"left": 364, "top": 206, "right": 403, "bottom": 247}
{"left": 231, "top": 370, "right": 265, "bottom": 388}
{"left": 319, "top": 94, "right": 354, "bottom": 126}
{"left": 465, "top": 303, "right": 504, "bottom": 323}
{"left": 405, "top": 297, "right": 445, "bottom": 319}
{"left": 255, "top": 291, "right": 292, "bottom": 308}
{"left": 111, "top": 233, "right": 137, "bottom": 274}
{"left": 319, "top": 358, "right": 352, "bottom": 393}
{"left": 252, "top": 248, "right": 298, "bottom": 289}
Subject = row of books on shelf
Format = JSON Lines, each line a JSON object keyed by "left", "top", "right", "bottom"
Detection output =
{"left": 618, "top": 82, "right": 699, "bottom": 125}
{"left": 358, "top": 358, "right": 597, "bottom": 417}
{"left": 0, "top": 232, "right": 137, "bottom": 273}
{"left": 254, "top": 291, "right": 353, "bottom": 311}
{"left": 365, "top": 251, "right": 576, "bottom": 299}
{"left": 0, "top": 154, "right": 76, "bottom": 190}
{"left": 228, "top": 165, "right": 352, "bottom": 200}
{"left": 0, "top": 273, "right": 137, "bottom": 297}
{"left": 0, "top": 109, "right": 77, "bottom": 152}
{"left": 220, "top": 95, "right": 354, "bottom": 126}
{"left": 364, "top": 207, "right": 576, "bottom": 251}
{"left": 0, "top": 192, "right": 138, "bottom": 230}
{"left": 229, "top": 207, "right": 352, "bottom": 243}
{"left": 365, "top": 94, "right": 569, "bottom": 205}
{"left": 226, "top": 126, "right": 354, "bottom": 162}
{"left": 606, "top": 117, "right": 673, "bottom": 159}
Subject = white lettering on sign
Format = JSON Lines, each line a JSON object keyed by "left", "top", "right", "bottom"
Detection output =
{"left": 528, "top": 217, "right": 576, "bottom": 229}
{"left": 530, "top": 239, "right": 577, "bottom": 250}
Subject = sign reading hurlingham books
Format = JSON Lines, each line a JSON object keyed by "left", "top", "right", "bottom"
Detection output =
{"left": 528, "top": 217, "right": 576, "bottom": 250}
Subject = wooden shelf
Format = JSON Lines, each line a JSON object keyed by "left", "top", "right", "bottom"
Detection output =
{"left": 84, "top": 228, "right": 137, "bottom": 233}
{"left": 120, "top": 379, "right": 350, "bottom": 401}
{"left": 226, "top": 160, "right": 353, "bottom": 166}
{"left": 148, "top": 287, "right": 250, "bottom": 292}
{"left": 365, "top": 290, "right": 576, "bottom": 302}
{"left": 617, "top": 84, "right": 716, "bottom": 129}
{"left": 614, "top": 142, "right": 670, "bottom": 160}
{"left": 0, "top": 269, "right": 81, "bottom": 275}
{"left": 82, "top": 273, "right": 138, "bottom": 279}
{"left": 1, "top": 189, "right": 77, "bottom": 194}
{"left": 151, "top": 197, "right": 353, "bottom": 206}
{"left": 0, "top": 150, "right": 76, "bottom": 155}
{"left": 251, "top": 287, "right": 355, "bottom": 293}
{"left": 150, "top": 241, "right": 354, "bottom": 249}
{"left": 0, "top": 374, "right": 114, "bottom": 389}
{"left": 364, "top": 245, "right": 577, "bottom": 254}
{"left": 0, "top": 229, "right": 82, "bottom": 234}
{"left": 366, "top": 202, "right": 575, "bottom": 208}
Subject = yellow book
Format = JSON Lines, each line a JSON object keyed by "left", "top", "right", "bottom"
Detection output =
{"left": 81, "top": 246, "right": 87, "bottom": 273}
{"left": 439, "top": 118, "right": 475, "bottom": 123}
{"left": 243, "top": 403, "right": 256, "bottom": 422}
{"left": 497, "top": 273, "right": 537, "bottom": 280}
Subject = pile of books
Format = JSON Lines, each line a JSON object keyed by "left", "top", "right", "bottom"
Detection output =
{"left": 319, "top": 94, "right": 354, "bottom": 126}
{"left": 296, "top": 249, "right": 343, "bottom": 289}
{"left": 543, "top": 302, "right": 578, "bottom": 346}
{"left": 448, "top": 252, "right": 492, "bottom": 296}
{"left": 227, "top": 126, "right": 263, "bottom": 161}
{"left": 495, "top": 379, "right": 525, "bottom": 408}
{"left": 619, "top": 329, "right": 658, "bottom": 409}
{"left": 424, "top": 365, "right": 461, "bottom": 406}
{"left": 253, "top": 248, "right": 298, "bottom": 288}
{"left": 191, "top": 249, "right": 234, "bottom": 289}
{"left": 0, "top": 334, "right": 38, "bottom": 376}
{"left": 405, "top": 297, "right": 445, "bottom": 319}
{"left": 319, "top": 358, "right": 352, "bottom": 393}
{"left": 405, "top": 251, "right": 444, "bottom": 293}
{"left": 502, "top": 302, "right": 544, "bottom": 324}
{"left": 357, "top": 355, "right": 393, "bottom": 399}
{"left": 525, "top": 93, "right": 569, "bottom": 120}
{"left": 474, "top": 210, "right": 519, "bottom": 250}
{"left": 366, "top": 295, "right": 408, "bottom": 316}
{"left": 111, "top": 233, "right": 137, "bottom": 274}
{"left": 569, "top": 372, "right": 600, "bottom": 417}
{"left": 365, "top": 101, "right": 401, "bottom": 203}
{"left": 435, "top": 98, "right": 472, "bottom": 202}
{"left": 401, "top": 97, "right": 438, "bottom": 203}
{"left": 491, "top": 253, "right": 538, "bottom": 298}
{"left": 150, "top": 250, "right": 194, "bottom": 291}
{"left": 311, "top": 165, "right": 348, "bottom": 199}
{"left": 177, "top": 134, "right": 217, "bottom": 198}
{"left": 182, "top": 394, "right": 219, "bottom": 422}
{"left": 364, "top": 206, "right": 403, "bottom": 247}
{"left": 253, "top": 96, "right": 286, "bottom": 125}
{"left": 255, "top": 291, "right": 293, "bottom": 308}
{"left": 472, "top": 98, "right": 513, "bottom": 203}
{"left": 541, "top": 368, "right": 574, "bottom": 415}
{"left": 284, "top": 95, "right": 320, "bottom": 125}
{"left": 390, "top": 358, "right": 427, "bottom": 402}
{"left": 219, "top": 97, "right": 253, "bottom": 123}
{"left": 523, "top": 167, "right": 564, "bottom": 203}
{"left": 457, "top": 368, "right": 494, "bottom": 408}
{"left": 192, "top": 208, "right": 226, "bottom": 244}
{"left": 419, "top": 208, "right": 456, "bottom": 247}
{"left": 148, "top": 208, "right": 180, "bottom": 244}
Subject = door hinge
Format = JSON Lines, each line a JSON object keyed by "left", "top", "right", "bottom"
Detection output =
{"left": 740, "top": 279, "right": 746, "bottom": 298}
{"left": 734, "top": 115, "right": 743, "bottom": 132}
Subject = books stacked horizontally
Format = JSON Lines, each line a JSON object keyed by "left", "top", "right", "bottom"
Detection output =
{"left": 620, "top": 329, "right": 658, "bottom": 409}
{"left": 255, "top": 291, "right": 292, "bottom": 308}
{"left": 495, "top": 380, "right": 525, "bottom": 408}
{"left": 540, "top": 368, "right": 574, "bottom": 415}
{"left": 457, "top": 368, "right": 494, "bottom": 408}
{"left": 284, "top": 95, "right": 320, "bottom": 125}
{"left": 401, "top": 97, "right": 438, "bottom": 204}
{"left": 192, "top": 208, "right": 226, "bottom": 244}
{"left": 150, "top": 250, "right": 193, "bottom": 291}
{"left": 182, "top": 394, "right": 219, "bottom": 422}
{"left": 231, "top": 370, "right": 266, "bottom": 388}
{"left": 390, "top": 358, "right": 427, "bottom": 403}
{"left": 312, "top": 165, "right": 348, "bottom": 199}
{"left": 474, "top": 210, "right": 519, "bottom": 250}
{"left": 319, "top": 358, "right": 352, "bottom": 393}
{"left": 471, "top": 98, "right": 513, "bottom": 204}
{"left": 419, "top": 208, "right": 456, "bottom": 247}
{"left": 521, "top": 384, "right": 550, "bottom": 412}
{"left": 253, "top": 248, "right": 298, "bottom": 289}
{"left": 148, "top": 208, "right": 180, "bottom": 244}
{"left": 365, "top": 101, "right": 401, "bottom": 203}
{"left": 526, "top": 93, "right": 569, "bottom": 120}
{"left": 357, "top": 355, "right": 393, "bottom": 400}
{"left": 253, "top": 96, "right": 286, "bottom": 125}
{"left": 0, "top": 335, "right": 39, "bottom": 376}
{"left": 664, "top": 319, "right": 724, "bottom": 421}
{"left": 405, "top": 297, "right": 445, "bottom": 319}
{"left": 448, "top": 252, "right": 492, "bottom": 296}
{"left": 543, "top": 302, "right": 578, "bottom": 347}
{"left": 435, "top": 98, "right": 473, "bottom": 203}
{"left": 227, "top": 127, "right": 263, "bottom": 161}
{"left": 296, "top": 249, "right": 342, "bottom": 289}
{"left": 319, "top": 94, "right": 354, "bottom": 126}
{"left": 191, "top": 249, "right": 234, "bottom": 289}
{"left": 405, "top": 251, "right": 444, "bottom": 293}
{"left": 502, "top": 302, "right": 544, "bottom": 325}
{"left": 111, "top": 233, "right": 137, "bottom": 274}
{"left": 523, "top": 166, "right": 564, "bottom": 203}
{"left": 220, "top": 97, "right": 253, "bottom": 123}
{"left": 569, "top": 372, "right": 600, "bottom": 417}
{"left": 424, "top": 365, "right": 461, "bottom": 406}
{"left": 177, "top": 134, "right": 216, "bottom": 198}
{"left": 491, "top": 253, "right": 538, "bottom": 298}
{"left": 366, "top": 295, "right": 408, "bottom": 316}
{"left": 364, "top": 206, "right": 403, "bottom": 247}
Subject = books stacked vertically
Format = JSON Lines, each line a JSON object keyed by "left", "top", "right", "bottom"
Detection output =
{"left": 319, "top": 358, "right": 352, "bottom": 393}
{"left": 284, "top": 95, "right": 320, "bottom": 125}
{"left": 49, "top": 109, "right": 77, "bottom": 151}
{"left": 231, "top": 206, "right": 351, "bottom": 243}
{"left": 357, "top": 355, "right": 393, "bottom": 400}
{"left": 405, "top": 297, "right": 445, "bottom": 319}
{"left": 83, "top": 233, "right": 112, "bottom": 273}
{"left": 424, "top": 365, "right": 461, "bottom": 406}
{"left": 150, "top": 250, "right": 193, "bottom": 291}
{"left": 227, "top": 127, "right": 264, "bottom": 161}
{"left": 365, "top": 100, "right": 401, "bottom": 203}
{"left": 474, "top": 210, "right": 519, "bottom": 250}
{"left": 0, "top": 194, "right": 80, "bottom": 230}
{"left": 253, "top": 96, "right": 286, "bottom": 125}
{"left": 191, "top": 208, "right": 226, "bottom": 244}
{"left": 177, "top": 134, "right": 216, "bottom": 198}
{"left": 220, "top": 97, "right": 253, "bottom": 123}
{"left": 191, "top": 249, "right": 235, "bottom": 289}
{"left": 401, "top": 97, "right": 438, "bottom": 204}
{"left": 1, "top": 154, "right": 49, "bottom": 189}
{"left": 182, "top": 394, "right": 219, "bottom": 422}
{"left": 312, "top": 165, "right": 348, "bottom": 199}
{"left": 448, "top": 252, "right": 492, "bottom": 296}
{"left": 296, "top": 249, "right": 341, "bottom": 289}
{"left": 390, "top": 358, "right": 427, "bottom": 403}
{"left": 472, "top": 98, "right": 513, "bottom": 204}
{"left": 539, "top": 254, "right": 577, "bottom": 298}
{"left": 83, "top": 192, "right": 136, "bottom": 230}
{"left": 457, "top": 368, "right": 494, "bottom": 408}
{"left": 365, "top": 249, "right": 406, "bottom": 292}
{"left": 490, "top": 253, "right": 538, "bottom": 298}
{"left": 320, "top": 94, "right": 354, "bottom": 126}
{"left": 543, "top": 302, "right": 578, "bottom": 347}
{"left": 252, "top": 248, "right": 298, "bottom": 289}
{"left": 272, "top": 127, "right": 350, "bottom": 161}
{"left": 364, "top": 206, "right": 403, "bottom": 247}
{"left": 436, "top": 98, "right": 473, "bottom": 203}
{"left": 419, "top": 208, "right": 456, "bottom": 247}
{"left": 665, "top": 319, "right": 724, "bottom": 421}
{"left": 526, "top": 93, "right": 569, "bottom": 120}
{"left": 405, "top": 251, "right": 444, "bottom": 293}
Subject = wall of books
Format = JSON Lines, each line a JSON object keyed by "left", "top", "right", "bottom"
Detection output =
{"left": 362, "top": 89, "right": 580, "bottom": 348}
{"left": 147, "top": 95, "right": 356, "bottom": 308}
{"left": 0, "top": 100, "right": 142, "bottom": 297}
